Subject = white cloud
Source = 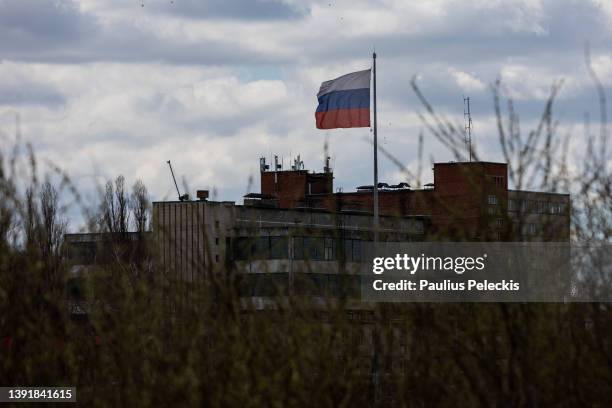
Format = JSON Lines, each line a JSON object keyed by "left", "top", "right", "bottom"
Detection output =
{"left": 500, "top": 64, "right": 564, "bottom": 100}
{"left": 1, "top": 0, "right": 611, "bottom": 230}
{"left": 591, "top": 54, "right": 612, "bottom": 85}
{"left": 449, "top": 68, "right": 487, "bottom": 93}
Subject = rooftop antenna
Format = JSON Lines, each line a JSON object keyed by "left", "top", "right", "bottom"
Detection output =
{"left": 293, "top": 155, "right": 299, "bottom": 170}
{"left": 463, "top": 96, "right": 473, "bottom": 162}
{"left": 293, "top": 154, "right": 304, "bottom": 170}
{"left": 324, "top": 156, "right": 331, "bottom": 173}
{"left": 167, "top": 160, "right": 189, "bottom": 201}
{"left": 259, "top": 157, "right": 269, "bottom": 172}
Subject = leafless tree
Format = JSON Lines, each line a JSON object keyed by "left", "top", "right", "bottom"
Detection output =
{"left": 38, "top": 181, "right": 66, "bottom": 262}
{"left": 130, "top": 180, "right": 149, "bottom": 234}
{"left": 115, "top": 175, "right": 129, "bottom": 235}
{"left": 101, "top": 175, "right": 130, "bottom": 236}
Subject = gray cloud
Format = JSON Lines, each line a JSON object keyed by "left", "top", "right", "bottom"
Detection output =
{"left": 0, "top": 0, "right": 95, "bottom": 51}
{"left": 150, "top": 0, "right": 306, "bottom": 20}
{"left": 1, "top": 0, "right": 609, "bottom": 70}
{"left": 0, "top": 0, "right": 610, "bottom": 221}
{"left": 0, "top": 79, "right": 65, "bottom": 107}
{"left": 0, "top": 0, "right": 284, "bottom": 65}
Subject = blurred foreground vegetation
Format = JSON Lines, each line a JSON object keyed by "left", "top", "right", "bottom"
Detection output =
{"left": 1, "top": 78, "right": 611, "bottom": 407}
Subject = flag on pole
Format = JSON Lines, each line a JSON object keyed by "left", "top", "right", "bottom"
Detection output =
{"left": 315, "top": 69, "right": 371, "bottom": 129}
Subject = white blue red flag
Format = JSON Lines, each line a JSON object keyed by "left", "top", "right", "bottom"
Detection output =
{"left": 315, "top": 69, "right": 371, "bottom": 129}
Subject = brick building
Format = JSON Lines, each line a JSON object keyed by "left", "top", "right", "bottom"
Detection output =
{"left": 251, "top": 158, "right": 569, "bottom": 242}
{"left": 61, "top": 156, "right": 572, "bottom": 404}
{"left": 151, "top": 157, "right": 570, "bottom": 299}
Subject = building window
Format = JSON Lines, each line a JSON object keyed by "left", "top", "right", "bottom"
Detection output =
{"left": 239, "top": 273, "right": 288, "bottom": 297}
{"left": 488, "top": 195, "right": 498, "bottom": 205}
{"left": 324, "top": 238, "right": 334, "bottom": 261}
{"left": 496, "top": 218, "right": 504, "bottom": 227}
{"left": 548, "top": 202, "right": 564, "bottom": 215}
{"left": 254, "top": 237, "right": 270, "bottom": 259}
{"left": 528, "top": 200, "right": 535, "bottom": 213}
{"left": 233, "top": 237, "right": 252, "bottom": 260}
{"left": 528, "top": 223, "right": 537, "bottom": 235}
{"left": 508, "top": 199, "right": 517, "bottom": 212}
{"left": 293, "top": 237, "right": 324, "bottom": 261}
{"left": 301, "top": 237, "right": 324, "bottom": 260}
{"left": 342, "top": 239, "right": 362, "bottom": 262}
{"left": 521, "top": 223, "right": 537, "bottom": 236}
{"left": 488, "top": 206, "right": 497, "bottom": 215}
{"left": 215, "top": 254, "right": 219, "bottom": 263}
{"left": 294, "top": 238, "right": 361, "bottom": 262}
{"left": 233, "top": 236, "right": 288, "bottom": 260}
{"left": 293, "top": 237, "right": 305, "bottom": 260}
{"left": 352, "top": 240, "right": 362, "bottom": 262}
{"left": 270, "top": 236, "right": 289, "bottom": 259}
{"left": 214, "top": 220, "right": 220, "bottom": 229}
{"left": 492, "top": 176, "right": 504, "bottom": 186}
{"left": 215, "top": 237, "right": 219, "bottom": 246}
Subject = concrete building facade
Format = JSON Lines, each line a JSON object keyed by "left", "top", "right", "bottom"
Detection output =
{"left": 151, "top": 158, "right": 570, "bottom": 297}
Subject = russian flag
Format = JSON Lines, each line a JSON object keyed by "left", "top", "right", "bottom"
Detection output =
{"left": 315, "top": 69, "right": 371, "bottom": 129}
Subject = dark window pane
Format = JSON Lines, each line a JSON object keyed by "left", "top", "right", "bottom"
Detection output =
{"left": 242, "top": 273, "right": 288, "bottom": 297}
{"left": 309, "top": 237, "right": 324, "bottom": 260}
{"left": 294, "top": 273, "right": 315, "bottom": 295}
{"left": 352, "top": 240, "right": 361, "bottom": 262}
{"left": 233, "top": 237, "right": 252, "bottom": 260}
{"left": 303, "top": 237, "right": 312, "bottom": 259}
{"left": 270, "top": 236, "right": 288, "bottom": 259}
{"left": 253, "top": 237, "right": 270, "bottom": 259}
{"left": 324, "top": 237, "right": 334, "bottom": 260}
{"left": 293, "top": 237, "right": 304, "bottom": 260}
{"left": 336, "top": 274, "right": 360, "bottom": 297}
{"left": 328, "top": 274, "right": 339, "bottom": 295}
{"left": 343, "top": 239, "right": 352, "bottom": 262}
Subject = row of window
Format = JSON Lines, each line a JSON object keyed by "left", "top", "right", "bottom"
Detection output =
{"left": 237, "top": 272, "right": 361, "bottom": 297}
{"left": 519, "top": 223, "right": 538, "bottom": 236}
{"left": 495, "top": 220, "right": 558, "bottom": 234}
{"left": 293, "top": 237, "right": 362, "bottom": 262}
{"left": 508, "top": 199, "right": 566, "bottom": 215}
{"left": 234, "top": 236, "right": 289, "bottom": 260}
{"left": 491, "top": 175, "right": 505, "bottom": 187}
{"left": 487, "top": 195, "right": 567, "bottom": 215}
{"left": 233, "top": 236, "right": 363, "bottom": 262}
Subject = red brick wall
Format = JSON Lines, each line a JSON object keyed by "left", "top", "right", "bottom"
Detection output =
{"left": 261, "top": 171, "right": 333, "bottom": 209}
{"left": 314, "top": 189, "right": 435, "bottom": 217}
{"left": 433, "top": 162, "right": 508, "bottom": 238}
{"left": 261, "top": 162, "right": 511, "bottom": 240}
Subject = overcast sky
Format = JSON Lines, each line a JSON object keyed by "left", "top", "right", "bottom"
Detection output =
{"left": 1, "top": 0, "right": 611, "bottom": 225}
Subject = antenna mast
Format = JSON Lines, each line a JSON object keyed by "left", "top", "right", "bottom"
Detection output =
{"left": 463, "top": 96, "right": 473, "bottom": 162}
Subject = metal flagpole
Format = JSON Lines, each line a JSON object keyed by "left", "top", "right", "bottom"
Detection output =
{"left": 373, "top": 52, "right": 379, "bottom": 245}
{"left": 371, "top": 52, "right": 380, "bottom": 405}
